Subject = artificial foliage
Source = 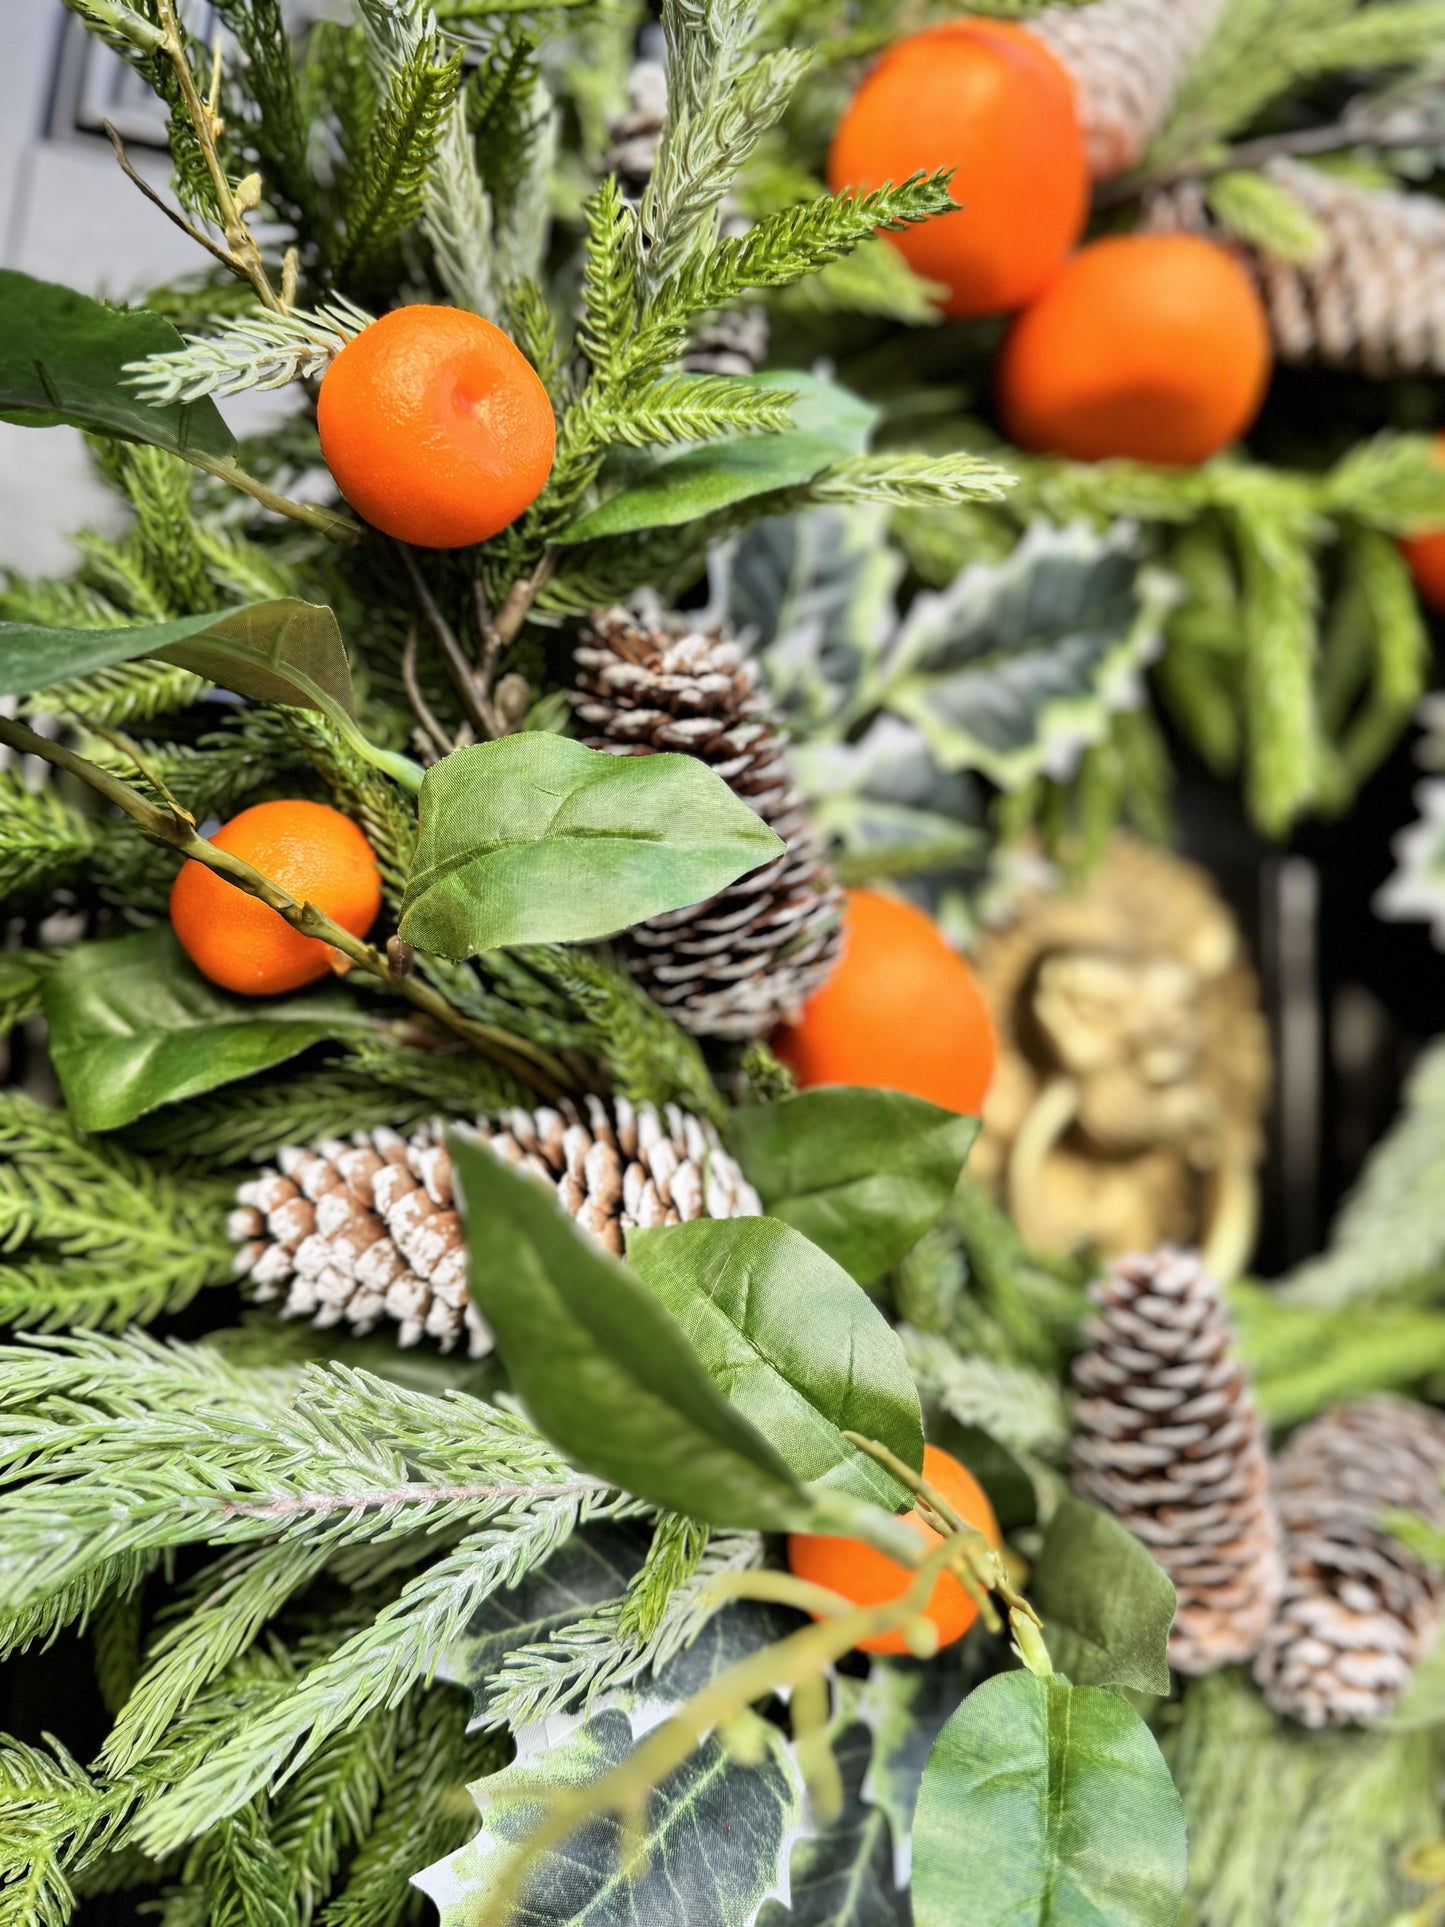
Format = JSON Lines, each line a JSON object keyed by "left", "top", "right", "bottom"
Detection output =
{"left": 3, "top": 0, "right": 1445, "bottom": 1924}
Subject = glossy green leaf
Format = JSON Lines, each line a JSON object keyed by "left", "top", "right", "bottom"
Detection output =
{"left": 43, "top": 928, "right": 376, "bottom": 1131}
{"left": 398, "top": 734, "right": 782, "bottom": 958}
{"left": 420, "top": 1605, "right": 807, "bottom": 1927}
{"left": 0, "top": 269, "right": 235, "bottom": 462}
{"left": 880, "top": 522, "right": 1174, "bottom": 790}
{"left": 912, "top": 1672, "right": 1187, "bottom": 1927}
{"left": 447, "top": 1132, "right": 808, "bottom": 1530}
{"left": 726, "top": 1089, "right": 978, "bottom": 1285}
{"left": 0, "top": 597, "right": 358, "bottom": 716}
{"left": 1030, "top": 1496, "right": 1176, "bottom": 1696}
{"left": 626, "top": 1216, "right": 923, "bottom": 1508}
{"left": 559, "top": 373, "right": 877, "bottom": 542}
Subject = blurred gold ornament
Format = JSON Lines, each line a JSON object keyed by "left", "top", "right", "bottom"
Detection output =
{"left": 970, "top": 836, "right": 1270, "bottom": 1279}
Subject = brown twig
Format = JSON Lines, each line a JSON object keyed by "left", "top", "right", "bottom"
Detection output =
{"left": 401, "top": 623, "right": 456, "bottom": 757}
{"left": 397, "top": 545, "right": 499, "bottom": 741}
{"left": 493, "top": 547, "right": 559, "bottom": 651}
{"left": 102, "top": 121, "right": 237, "bottom": 273}
{"left": 0, "top": 712, "right": 575, "bottom": 1102}
{"left": 1096, "top": 121, "right": 1443, "bottom": 209}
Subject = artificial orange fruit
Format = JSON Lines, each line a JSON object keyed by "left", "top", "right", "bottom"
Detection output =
{"left": 317, "top": 306, "right": 555, "bottom": 548}
{"left": 788, "top": 1443, "right": 1001, "bottom": 1655}
{"left": 1401, "top": 436, "right": 1445, "bottom": 612}
{"left": 826, "top": 20, "right": 1088, "bottom": 318}
{"left": 996, "top": 232, "right": 1273, "bottom": 466}
{"left": 773, "top": 888, "right": 996, "bottom": 1114}
{"left": 170, "top": 799, "right": 382, "bottom": 996}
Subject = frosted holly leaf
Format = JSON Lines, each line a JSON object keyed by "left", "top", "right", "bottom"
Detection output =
{"left": 1375, "top": 780, "right": 1445, "bottom": 949}
{"left": 792, "top": 716, "right": 985, "bottom": 865}
{"left": 417, "top": 1600, "right": 810, "bottom": 1927}
{"left": 759, "top": 1722, "right": 908, "bottom": 1927}
{"left": 856, "top": 1657, "right": 965, "bottom": 1889}
{"left": 718, "top": 506, "right": 902, "bottom": 733}
{"left": 877, "top": 520, "right": 1176, "bottom": 791}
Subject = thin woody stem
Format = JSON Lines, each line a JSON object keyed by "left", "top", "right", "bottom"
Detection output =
{"left": 1096, "top": 121, "right": 1440, "bottom": 209}
{"left": 102, "top": 120, "right": 236, "bottom": 273}
{"left": 154, "top": 0, "right": 283, "bottom": 312}
{"left": 0, "top": 713, "right": 574, "bottom": 1101}
{"left": 189, "top": 452, "right": 360, "bottom": 544}
{"left": 398, "top": 545, "right": 498, "bottom": 740}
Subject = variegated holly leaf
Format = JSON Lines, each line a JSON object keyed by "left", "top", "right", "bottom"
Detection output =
{"left": 792, "top": 716, "right": 985, "bottom": 875}
{"left": 759, "top": 1722, "right": 906, "bottom": 1927}
{"left": 1375, "top": 778, "right": 1445, "bottom": 949}
{"left": 856, "top": 1658, "right": 965, "bottom": 1888}
{"left": 720, "top": 506, "right": 902, "bottom": 732}
{"left": 877, "top": 521, "right": 1175, "bottom": 790}
{"left": 416, "top": 1603, "right": 809, "bottom": 1927}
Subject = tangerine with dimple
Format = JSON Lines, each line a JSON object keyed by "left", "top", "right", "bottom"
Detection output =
{"left": 773, "top": 889, "right": 996, "bottom": 1115}
{"left": 317, "top": 306, "right": 555, "bottom": 549}
{"left": 788, "top": 1443, "right": 1001, "bottom": 1655}
{"left": 826, "top": 20, "right": 1088, "bottom": 318}
{"left": 170, "top": 799, "right": 382, "bottom": 996}
{"left": 996, "top": 233, "right": 1273, "bottom": 466}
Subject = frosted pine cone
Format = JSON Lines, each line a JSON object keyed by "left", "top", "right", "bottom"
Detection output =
{"left": 1071, "top": 1246, "right": 1283, "bottom": 1675}
{"left": 229, "top": 1097, "right": 762, "bottom": 1357}
{"left": 1027, "top": 0, "right": 1226, "bottom": 181}
{"left": 573, "top": 608, "right": 844, "bottom": 1039}
{"left": 1252, "top": 1399, "right": 1445, "bottom": 1728}
{"left": 1143, "top": 160, "right": 1445, "bottom": 376}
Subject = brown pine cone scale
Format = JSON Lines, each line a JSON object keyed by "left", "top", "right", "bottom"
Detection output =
{"left": 1027, "top": 0, "right": 1226, "bottom": 181}
{"left": 1252, "top": 1398, "right": 1445, "bottom": 1728}
{"left": 1144, "top": 160, "right": 1445, "bottom": 377}
{"left": 1071, "top": 1246, "right": 1283, "bottom": 1675}
{"left": 574, "top": 608, "right": 844, "bottom": 1038}
{"left": 229, "top": 1096, "right": 762, "bottom": 1357}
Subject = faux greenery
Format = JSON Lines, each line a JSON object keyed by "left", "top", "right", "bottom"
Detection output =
{"left": 3, "top": 0, "right": 1445, "bottom": 1922}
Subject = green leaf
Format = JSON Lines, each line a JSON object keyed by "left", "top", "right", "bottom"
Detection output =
{"left": 43, "top": 928, "right": 376, "bottom": 1132}
{"left": 419, "top": 1609, "right": 807, "bottom": 1927}
{"left": 759, "top": 1722, "right": 907, "bottom": 1926}
{"left": 559, "top": 372, "right": 877, "bottom": 542}
{"left": 0, "top": 269, "right": 236, "bottom": 462}
{"left": 626, "top": 1217, "right": 923, "bottom": 1508}
{"left": 1030, "top": 1496, "right": 1176, "bottom": 1696}
{"left": 726, "top": 1089, "right": 978, "bottom": 1286}
{"left": 880, "top": 521, "right": 1174, "bottom": 790}
{"left": 398, "top": 735, "right": 782, "bottom": 959}
{"left": 912, "top": 1672, "right": 1187, "bottom": 1927}
{"left": 447, "top": 1132, "right": 808, "bottom": 1530}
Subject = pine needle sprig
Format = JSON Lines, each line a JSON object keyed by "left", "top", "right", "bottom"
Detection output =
{"left": 318, "top": 1685, "right": 499, "bottom": 1927}
{"left": 0, "top": 772, "right": 98, "bottom": 904}
{"left": 0, "top": 1095, "right": 236, "bottom": 1334}
{"left": 338, "top": 33, "right": 465, "bottom": 282}
{"left": 126, "top": 301, "right": 374, "bottom": 406}
{"left": 0, "top": 1738, "right": 132, "bottom": 1927}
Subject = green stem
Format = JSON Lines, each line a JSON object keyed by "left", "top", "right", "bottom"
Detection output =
{"left": 0, "top": 714, "right": 572, "bottom": 1101}
{"left": 191, "top": 454, "right": 360, "bottom": 545}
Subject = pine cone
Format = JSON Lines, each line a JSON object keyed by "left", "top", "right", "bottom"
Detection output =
{"left": 573, "top": 607, "right": 844, "bottom": 1039}
{"left": 1143, "top": 160, "right": 1445, "bottom": 376}
{"left": 1027, "top": 0, "right": 1226, "bottom": 181}
{"left": 1071, "top": 1246, "right": 1284, "bottom": 1675}
{"left": 602, "top": 58, "right": 770, "bottom": 375}
{"left": 1252, "top": 1399, "right": 1445, "bottom": 1728}
{"left": 228, "top": 1096, "right": 762, "bottom": 1357}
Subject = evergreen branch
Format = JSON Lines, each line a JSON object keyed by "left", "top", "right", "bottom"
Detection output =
{"left": 475, "top": 1526, "right": 759, "bottom": 1731}
{"left": 1204, "top": 170, "right": 1328, "bottom": 265}
{"left": 682, "top": 173, "right": 954, "bottom": 306}
{"left": 1236, "top": 507, "right": 1322, "bottom": 836}
{"left": 0, "top": 1094, "right": 235, "bottom": 1333}
{"left": 0, "top": 1739, "right": 131, "bottom": 1927}
{"left": 338, "top": 35, "right": 465, "bottom": 279}
{"left": 268, "top": 1706, "right": 401, "bottom": 1922}
{"left": 578, "top": 180, "right": 638, "bottom": 389}
{"left": 318, "top": 1686, "right": 498, "bottom": 1927}
{"left": 806, "top": 453, "right": 1015, "bottom": 509}
{"left": 898, "top": 1326, "right": 1071, "bottom": 1461}
{"left": 0, "top": 770, "right": 97, "bottom": 902}
{"left": 0, "top": 953, "right": 52, "bottom": 1040}
{"left": 125, "top": 301, "right": 374, "bottom": 405}
{"left": 136, "top": 1489, "right": 636, "bottom": 1850}
{"left": 600, "top": 374, "right": 794, "bottom": 448}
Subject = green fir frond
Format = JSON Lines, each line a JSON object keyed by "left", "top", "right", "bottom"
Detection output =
{"left": 0, "top": 1095, "right": 235, "bottom": 1333}
{"left": 126, "top": 301, "right": 373, "bottom": 406}
{"left": 338, "top": 33, "right": 465, "bottom": 280}
{"left": 0, "top": 771, "right": 98, "bottom": 903}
